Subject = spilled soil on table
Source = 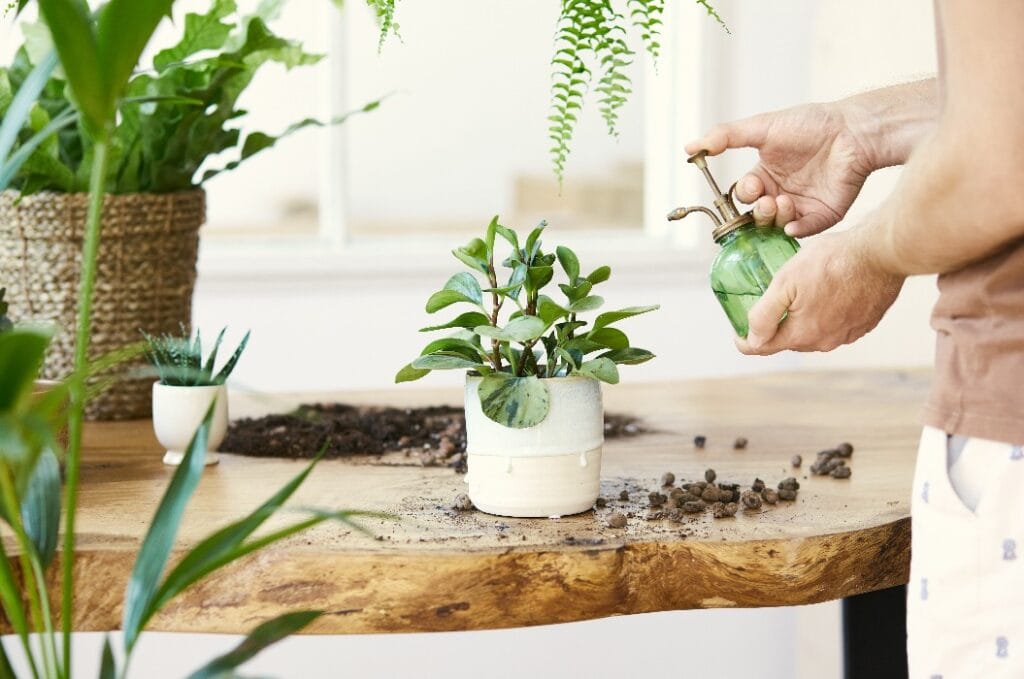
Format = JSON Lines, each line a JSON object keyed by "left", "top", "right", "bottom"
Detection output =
{"left": 222, "top": 403, "right": 646, "bottom": 469}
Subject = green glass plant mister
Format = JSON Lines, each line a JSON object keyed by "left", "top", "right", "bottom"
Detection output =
{"left": 668, "top": 151, "right": 800, "bottom": 338}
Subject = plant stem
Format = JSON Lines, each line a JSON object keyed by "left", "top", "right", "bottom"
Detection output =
{"left": 62, "top": 136, "right": 110, "bottom": 676}
{"left": 486, "top": 260, "right": 502, "bottom": 372}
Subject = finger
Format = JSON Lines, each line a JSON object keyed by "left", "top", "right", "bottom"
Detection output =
{"left": 745, "top": 275, "right": 796, "bottom": 349}
{"left": 735, "top": 318, "right": 798, "bottom": 355}
{"left": 684, "top": 114, "right": 770, "bottom": 156}
{"left": 784, "top": 211, "right": 835, "bottom": 238}
{"left": 752, "top": 196, "right": 778, "bottom": 226}
{"left": 734, "top": 174, "right": 765, "bottom": 204}
{"left": 775, "top": 194, "right": 797, "bottom": 227}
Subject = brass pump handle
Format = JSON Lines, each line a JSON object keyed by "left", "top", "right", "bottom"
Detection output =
{"left": 686, "top": 150, "right": 741, "bottom": 221}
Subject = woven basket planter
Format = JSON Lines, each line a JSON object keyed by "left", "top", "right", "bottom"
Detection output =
{"left": 0, "top": 189, "right": 205, "bottom": 420}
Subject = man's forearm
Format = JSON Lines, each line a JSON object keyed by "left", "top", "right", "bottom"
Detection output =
{"left": 839, "top": 79, "right": 939, "bottom": 170}
{"left": 855, "top": 124, "right": 1024, "bottom": 276}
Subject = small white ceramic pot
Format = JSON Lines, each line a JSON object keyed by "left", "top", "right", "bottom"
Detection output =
{"left": 151, "top": 383, "right": 228, "bottom": 466}
{"left": 464, "top": 375, "right": 603, "bottom": 517}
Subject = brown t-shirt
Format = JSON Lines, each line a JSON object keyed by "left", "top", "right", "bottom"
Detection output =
{"left": 924, "top": 236, "right": 1024, "bottom": 443}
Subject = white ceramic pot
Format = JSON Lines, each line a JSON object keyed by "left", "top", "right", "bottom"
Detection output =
{"left": 464, "top": 375, "right": 603, "bottom": 517}
{"left": 151, "top": 383, "right": 228, "bottom": 466}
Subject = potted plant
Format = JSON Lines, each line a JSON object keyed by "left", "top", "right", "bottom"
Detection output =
{"left": 143, "top": 326, "right": 250, "bottom": 466}
{"left": 397, "top": 218, "right": 657, "bottom": 517}
{"left": 0, "top": 3, "right": 379, "bottom": 420}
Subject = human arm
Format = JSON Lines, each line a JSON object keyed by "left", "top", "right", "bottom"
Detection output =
{"left": 737, "top": 1, "right": 1024, "bottom": 354}
{"left": 685, "top": 79, "right": 938, "bottom": 237}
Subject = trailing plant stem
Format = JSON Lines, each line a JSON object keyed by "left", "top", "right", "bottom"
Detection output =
{"left": 62, "top": 135, "right": 110, "bottom": 674}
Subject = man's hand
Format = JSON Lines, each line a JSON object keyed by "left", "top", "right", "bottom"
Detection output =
{"left": 735, "top": 229, "right": 906, "bottom": 355}
{"left": 685, "top": 103, "right": 876, "bottom": 238}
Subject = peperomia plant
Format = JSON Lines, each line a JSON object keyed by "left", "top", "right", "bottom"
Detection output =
{"left": 396, "top": 217, "right": 657, "bottom": 429}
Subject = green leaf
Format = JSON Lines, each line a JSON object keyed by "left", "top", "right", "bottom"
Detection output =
{"left": 477, "top": 374, "right": 550, "bottom": 429}
{"left": 0, "top": 330, "right": 49, "bottom": 412}
{"left": 200, "top": 98, "right": 382, "bottom": 182}
{"left": 153, "top": 0, "right": 237, "bottom": 71}
{"left": 99, "top": 634, "right": 116, "bottom": 679}
{"left": 576, "top": 357, "right": 619, "bottom": 384}
{"left": 426, "top": 272, "right": 483, "bottom": 313}
{"left": 186, "top": 610, "right": 323, "bottom": 679}
{"left": 569, "top": 295, "right": 604, "bottom": 313}
{"left": 559, "top": 280, "right": 592, "bottom": 304}
{"left": 484, "top": 215, "right": 498, "bottom": 258}
{"left": 524, "top": 220, "right": 547, "bottom": 260}
{"left": 592, "top": 305, "right": 660, "bottom": 331}
{"left": 395, "top": 363, "right": 430, "bottom": 383}
{"left": 0, "top": 50, "right": 57, "bottom": 170}
{"left": 586, "top": 265, "right": 611, "bottom": 284}
{"left": 452, "top": 238, "right": 489, "bottom": 273}
{"left": 418, "top": 337, "right": 486, "bottom": 361}
{"left": 493, "top": 224, "right": 520, "bottom": 253}
{"left": 526, "top": 265, "right": 554, "bottom": 292}
{"left": 537, "top": 295, "right": 568, "bottom": 325}
{"left": 96, "top": 0, "right": 175, "bottom": 110}
{"left": 588, "top": 327, "right": 629, "bottom": 350}
{"left": 21, "top": 448, "right": 60, "bottom": 567}
{"left": 599, "top": 347, "right": 656, "bottom": 365}
{"left": 474, "top": 315, "right": 546, "bottom": 343}
{"left": 123, "top": 404, "right": 215, "bottom": 653}
{"left": 147, "top": 454, "right": 321, "bottom": 622}
{"left": 420, "top": 311, "right": 490, "bottom": 333}
{"left": 211, "top": 330, "right": 250, "bottom": 385}
{"left": 556, "top": 245, "right": 580, "bottom": 282}
{"left": 37, "top": 0, "right": 106, "bottom": 133}
{"left": 411, "top": 352, "right": 484, "bottom": 371}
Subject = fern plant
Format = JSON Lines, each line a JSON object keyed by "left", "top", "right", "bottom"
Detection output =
{"left": 369, "top": 0, "right": 727, "bottom": 184}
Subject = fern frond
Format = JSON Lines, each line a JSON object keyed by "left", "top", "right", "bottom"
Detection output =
{"left": 696, "top": 0, "right": 730, "bottom": 34}
{"left": 366, "top": 0, "right": 400, "bottom": 52}
{"left": 627, "top": 0, "right": 665, "bottom": 60}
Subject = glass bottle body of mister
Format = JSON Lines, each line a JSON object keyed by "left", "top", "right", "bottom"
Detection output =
{"left": 710, "top": 224, "right": 800, "bottom": 338}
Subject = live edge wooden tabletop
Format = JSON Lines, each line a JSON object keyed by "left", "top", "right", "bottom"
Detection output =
{"left": 63, "top": 369, "right": 926, "bottom": 635}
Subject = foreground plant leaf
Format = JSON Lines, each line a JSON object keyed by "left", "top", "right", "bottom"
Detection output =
{"left": 478, "top": 374, "right": 550, "bottom": 428}
{"left": 122, "top": 404, "right": 214, "bottom": 653}
{"left": 21, "top": 448, "right": 60, "bottom": 567}
{"left": 576, "top": 357, "right": 619, "bottom": 384}
{"left": 187, "top": 610, "right": 324, "bottom": 679}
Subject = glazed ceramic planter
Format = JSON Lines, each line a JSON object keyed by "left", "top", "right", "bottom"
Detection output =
{"left": 151, "top": 383, "right": 228, "bottom": 466}
{"left": 464, "top": 375, "right": 603, "bottom": 517}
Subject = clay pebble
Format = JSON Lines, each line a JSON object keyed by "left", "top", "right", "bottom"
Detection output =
{"left": 608, "top": 512, "right": 628, "bottom": 528}
{"left": 452, "top": 493, "right": 474, "bottom": 511}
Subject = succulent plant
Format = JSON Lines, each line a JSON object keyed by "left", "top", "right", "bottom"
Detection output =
{"left": 143, "top": 325, "right": 250, "bottom": 387}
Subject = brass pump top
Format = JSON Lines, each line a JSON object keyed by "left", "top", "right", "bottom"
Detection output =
{"left": 666, "top": 150, "right": 754, "bottom": 242}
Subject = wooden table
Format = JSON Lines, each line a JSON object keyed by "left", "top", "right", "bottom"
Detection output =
{"left": 69, "top": 369, "right": 927, "bottom": 636}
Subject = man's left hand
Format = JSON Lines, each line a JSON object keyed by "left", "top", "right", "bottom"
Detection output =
{"left": 736, "top": 229, "right": 905, "bottom": 355}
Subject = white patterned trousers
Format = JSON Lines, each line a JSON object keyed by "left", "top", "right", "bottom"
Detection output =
{"left": 908, "top": 426, "right": 1024, "bottom": 678}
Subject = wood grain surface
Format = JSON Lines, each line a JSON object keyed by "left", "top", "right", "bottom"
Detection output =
{"left": 41, "top": 370, "right": 927, "bottom": 634}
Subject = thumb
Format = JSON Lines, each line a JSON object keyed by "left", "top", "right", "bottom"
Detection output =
{"left": 685, "top": 113, "right": 770, "bottom": 156}
{"left": 745, "top": 275, "right": 795, "bottom": 348}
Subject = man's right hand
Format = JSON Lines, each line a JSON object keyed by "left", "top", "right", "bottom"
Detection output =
{"left": 684, "top": 102, "right": 876, "bottom": 238}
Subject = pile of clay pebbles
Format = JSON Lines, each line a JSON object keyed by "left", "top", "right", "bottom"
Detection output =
{"left": 794, "top": 441, "right": 854, "bottom": 479}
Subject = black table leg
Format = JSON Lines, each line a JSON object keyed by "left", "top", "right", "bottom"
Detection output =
{"left": 842, "top": 585, "right": 908, "bottom": 679}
